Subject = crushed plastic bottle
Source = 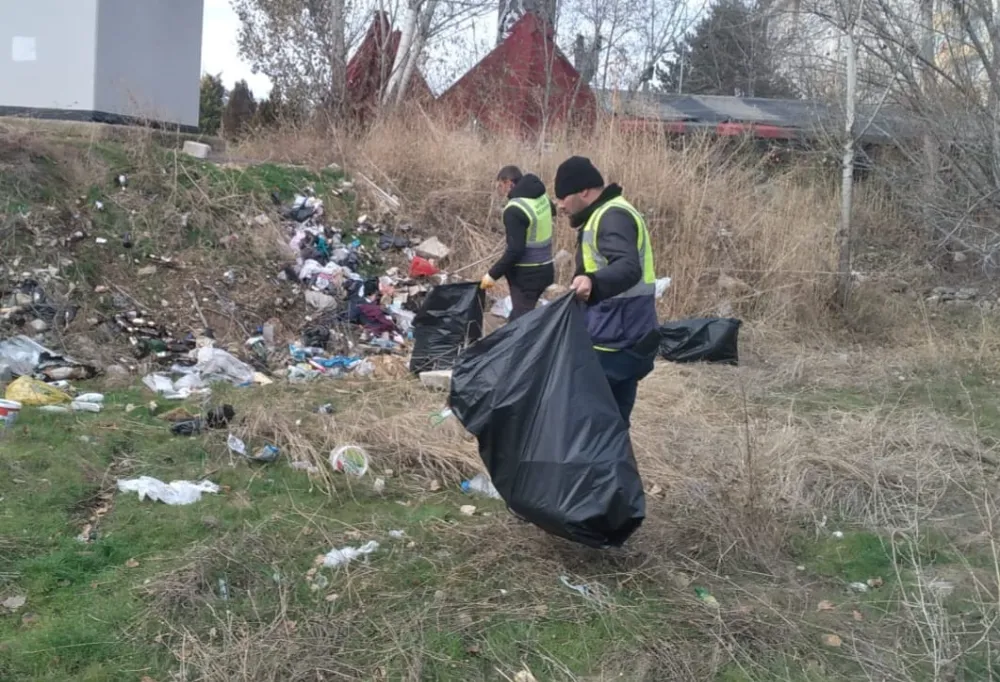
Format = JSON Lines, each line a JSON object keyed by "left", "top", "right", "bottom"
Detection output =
{"left": 461, "top": 474, "right": 501, "bottom": 499}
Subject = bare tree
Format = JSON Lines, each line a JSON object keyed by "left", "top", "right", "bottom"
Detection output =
{"left": 231, "top": 0, "right": 374, "bottom": 108}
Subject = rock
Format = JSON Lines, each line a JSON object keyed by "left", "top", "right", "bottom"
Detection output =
{"left": 94, "top": 285, "right": 109, "bottom": 294}
{"left": 137, "top": 265, "right": 157, "bottom": 277}
{"left": 953, "top": 251, "right": 968, "bottom": 263}
{"left": 13, "top": 293, "right": 32, "bottom": 306}
{"left": 926, "top": 295, "right": 940, "bottom": 304}
{"left": 104, "top": 364, "right": 130, "bottom": 386}
{"left": 305, "top": 290, "right": 337, "bottom": 311}
{"left": 717, "top": 273, "right": 750, "bottom": 293}
{"left": 253, "top": 214, "right": 271, "bottom": 226}
{"left": 419, "top": 370, "right": 452, "bottom": 392}
{"left": 182, "top": 141, "right": 211, "bottom": 159}
{"left": 0, "top": 364, "right": 12, "bottom": 384}
{"left": 28, "top": 319, "right": 49, "bottom": 333}
{"left": 416, "top": 237, "right": 451, "bottom": 261}
{"left": 957, "top": 287, "right": 978, "bottom": 300}
{"left": 327, "top": 162, "right": 342, "bottom": 173}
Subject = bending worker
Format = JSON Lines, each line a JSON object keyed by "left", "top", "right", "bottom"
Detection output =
{"left": 480, "top": 166, "right": 555, "bottom": 320}
{"left": 554, "top": 156, "right": 660, "bottom": 426}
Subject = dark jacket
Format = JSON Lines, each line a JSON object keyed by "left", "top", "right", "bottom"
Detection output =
{"left": 571, "top": 184, "right": 657, "bottom": 350}
{"left": 489, "top": 174, "right": 557, "bottom": 287}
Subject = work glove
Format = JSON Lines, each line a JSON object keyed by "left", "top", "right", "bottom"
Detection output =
{"left": 480, "top": 274, "right": 496, "bottom": 290}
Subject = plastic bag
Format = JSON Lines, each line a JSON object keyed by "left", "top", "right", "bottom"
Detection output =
{"left": 193, "top": 347, "right": 255, "bottom": 385}
{"left": 658, "top": 318, "right": 741, "bottom": 365}
{"left": 409, "top": 283, "right": 485, "bottom": 374}
{"left": 116, "top": 476, "right": 220, "bottom": 505}
{"left": 449, "top": 293, "right": 646, "bottom": 548}
{"left": 5, "top": 376, "right": 72, "bottom": 406}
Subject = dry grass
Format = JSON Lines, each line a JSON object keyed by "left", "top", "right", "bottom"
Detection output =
{"left": 233, "top": 111, "right": 923, "bottom": 330}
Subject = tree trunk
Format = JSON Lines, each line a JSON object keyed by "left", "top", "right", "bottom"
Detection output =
{"left": 836, "top": 27, "right": 858, "bottom": 307}
{"left": 328, "top": 0, "right": 347, "bottom": 109}
{"left": 383, "top": 0, "right": 422, "bottom": 106}
{"left": 918, "top": 0, "right": 940, "bottom": 242}
{"left": 395, "top": 0, "right": 438, "bottom": 105}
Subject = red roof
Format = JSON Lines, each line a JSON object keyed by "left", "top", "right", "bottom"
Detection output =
{"left": 436, "top": 13, "right": 596, "bottom": 135}
{"left": 346, "top": 12, "right": 434, "bottom": 119}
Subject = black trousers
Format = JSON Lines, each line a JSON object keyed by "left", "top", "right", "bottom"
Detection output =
{"left": 508, "top": 263, "right": 554, "bottom": 321}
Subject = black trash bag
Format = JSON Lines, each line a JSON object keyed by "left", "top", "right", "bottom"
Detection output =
{"left": 449, "top": 294, "right": 646, "bottom": 548}
{"left": 658, "top": 317, "right": 741, "bottom": 365}
{"left": 408, "top": 282, "right": 485, "bottom": 374}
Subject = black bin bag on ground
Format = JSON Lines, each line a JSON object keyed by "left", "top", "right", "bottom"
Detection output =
{"left": 449, "top": 293, "right": 646, "bottom": 548}
{"left": 409, "top": 283, "right": 485, "bottom": 374}
{"left": 658, "top": 317, "right": 741, "bottom": 365}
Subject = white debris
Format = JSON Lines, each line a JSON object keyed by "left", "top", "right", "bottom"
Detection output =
{"left": 117, "top": 476, "right": 220, "bottom": 505}
{"left": 182, "top": 141, "right": 211, "bottom": 159}
{"left": 415, "top": 236, "right": 451, "bottom": 260}
{"left": 305, "top": 290, "right": 338, "bottom": 311}
{"left": 322, "top": 540, "right": 379, "bottom": 568}
{"left": 419, "top": 369, "right": 452, "bottom": 392}
{"left": 655, "top": 277, "right": 672, "bottom": 298}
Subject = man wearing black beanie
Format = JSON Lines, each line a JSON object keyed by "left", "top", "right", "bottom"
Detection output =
{"left": 554, "top": 156, "right": 660, "bottom": 426}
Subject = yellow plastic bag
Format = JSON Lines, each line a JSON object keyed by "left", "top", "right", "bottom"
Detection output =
{"left": 5, "top": 377, "right": 72, "bottom": 406}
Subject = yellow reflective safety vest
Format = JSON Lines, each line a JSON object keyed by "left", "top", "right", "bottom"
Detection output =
{"left": 506, "top": 195, "right": 554, "bottom": 267}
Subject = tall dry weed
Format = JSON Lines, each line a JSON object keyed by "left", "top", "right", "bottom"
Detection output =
{"left": 234, "top": 112, "right": 871, "bottom": 325}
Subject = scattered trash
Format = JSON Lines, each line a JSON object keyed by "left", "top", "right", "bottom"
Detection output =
{"left": 848, "top": 582, "right": 869, "bottom": 593}
{"left": 867, "top": 576, "right": 884, "bottom": 588}
{"left": 821, "top": 633, "right": 843, "bottom": 648}
{"left": 322, "top": 540, "right": 379, "bottom": 568}
{"left": 252, "top": 445, "right": 281, "bottom": 463}
{"left": 560, "top": 575, "right": 610, "bottom": 604}
{"left": 388, "top": 530, "right": 405, "bottom": 539}
{"left": 694, "top": 586, "right": 719, "bottom": 607}
{"left": 409, "top": 256, "right": 439, "bottom": 278}
{"left": 2, "top": 595, "right": 26, "bottom": 612}
{"left": 125, "top": 558, "right": 140, "bottom": 568}
{"left": 291, "top": 461, "right": 320, "bottom": 474}
{"left": 832, "top": 530, "right": 844, "bottom": 539}
{"left": 330, "top": 445, "right": 370, "bottom": 477}
{"left": 227, "top": 433, "right": 248, "bottom": 457}
{"left": 373, "top": 477, "right": 386, "bottom": 494}
{"left": 142, "top": 373, "right": 208, "bottom": 401}
{"left": 116, "top": 477, "right": 220, "bottom": 505}
{"left": 514, "top": 671, "right": 538, "bottom": 682}
{"left": 0, "top": 399, "right": 22, "bottom": 433}
{"left": 205, "top": 405, "right": 235, "bottom": 429}
{"left": 171, "top": 419, "right": 203, "bottom": 436}
{"left": 459, "top": 505, "right": 477, "bottom": 516}
{"left": 217, "top": 577, "right": 229, "bottom": 601}
{"left": 853, "top": 610, "right": 864, "bottom": 621}
{"left": 315, "top": 403, "right": 335, "bottom": 414}
{"left": 461, "top": 474, "right": 501, "bottom": 499}
{"left": 817, "top": 600, "right": 836, "bottom": 611}
{"left": 654, "top": 276, "right": 672, "bottom": 298}
{"left": 5, "top": 376, "right": 71, "bottom": 406}
{"left": 658, "top": 318, "right": 741, "bottom": 365}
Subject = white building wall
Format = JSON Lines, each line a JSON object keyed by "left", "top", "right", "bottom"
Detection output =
{"left": 94, "top": 0, "right": 204, "bottom": 128}
{"left": 0, "top": 0, "right": 99, "bottom": 111}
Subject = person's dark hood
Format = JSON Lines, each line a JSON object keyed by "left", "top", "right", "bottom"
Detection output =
{"left": 508, "top": 173, "right": 547, "bottom": 200}
{"left": 570, "top": 184, "right": 623, "bottom": 228}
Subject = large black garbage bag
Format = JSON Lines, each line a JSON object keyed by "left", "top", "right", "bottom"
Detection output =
{"left": 449, "top": 294, "right": 646, "bottom": 548}
{"left": 658, "top": 317, "right": 741, "bottom": 365}
{"left": 409, "top": 283, "right": 485, "bottom": 374}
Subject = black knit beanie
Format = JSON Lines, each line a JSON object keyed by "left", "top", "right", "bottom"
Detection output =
{"left": 554, "top": 156, "right": 605, "bottom": 199}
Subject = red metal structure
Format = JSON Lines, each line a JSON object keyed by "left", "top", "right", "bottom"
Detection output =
{"left": 436, "top": 13, "right": 596, "bottom": 136}
{"left": 345, "top": 12, "right": 435, "bottom": 123}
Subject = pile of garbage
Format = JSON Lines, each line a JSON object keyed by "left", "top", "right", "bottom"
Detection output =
{"left": 266, "top": 190, "right": 459, "bottom": 381}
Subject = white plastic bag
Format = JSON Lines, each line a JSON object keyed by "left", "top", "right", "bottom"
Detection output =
{"left": 117, "top": 476, "right": 220, "bottom": 505}
{"left": 194, "top": 347, "right": 255, "bottom": 386}
{"left": 322, "top": 541, "right": 379, "bottom": 568}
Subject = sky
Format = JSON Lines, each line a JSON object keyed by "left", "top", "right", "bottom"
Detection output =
{"left": 200, "top": 0, "right": 498, "bottom": 97}
{"left": 201, "top": 0, "right": 273, "bottom": 96}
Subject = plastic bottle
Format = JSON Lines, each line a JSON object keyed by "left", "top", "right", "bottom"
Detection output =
{"left": 461, "top": 474, "right": 501, "bottom": 499}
